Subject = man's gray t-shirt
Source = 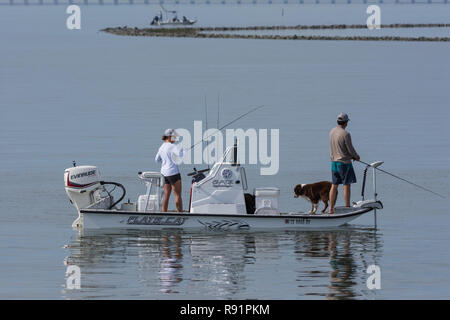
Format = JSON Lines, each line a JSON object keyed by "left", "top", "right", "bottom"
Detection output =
{"left": 329, "top": 126, "right": 359, "bottom": 164}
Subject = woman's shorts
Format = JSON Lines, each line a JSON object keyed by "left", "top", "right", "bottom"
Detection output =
{"left": 331, "top": 162, "right": 357, "bottom": 185}
{"left": 164, "top": 173, "right": 181, "bottom": 185}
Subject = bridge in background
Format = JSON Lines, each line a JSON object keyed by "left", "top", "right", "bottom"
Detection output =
{"left": 0, "top": 0, "right": 448, "bottom": 5}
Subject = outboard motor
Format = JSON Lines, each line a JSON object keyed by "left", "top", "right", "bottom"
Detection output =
{"left": 64, "top": 165, "right": 104, "bottom": 211}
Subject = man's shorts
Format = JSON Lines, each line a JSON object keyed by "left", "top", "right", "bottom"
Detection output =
{"left": 164, "top": 173, "right": 181, "bottom": 185}
{"left": 331, "top": 161, "right": 357, "bottom": 185}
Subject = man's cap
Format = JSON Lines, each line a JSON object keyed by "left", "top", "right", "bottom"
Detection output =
{"left": 164, "top": 128, "right": 178, "bottom": 137}
{"left": 337, "top": 113, "right": 350, "bottom": 122}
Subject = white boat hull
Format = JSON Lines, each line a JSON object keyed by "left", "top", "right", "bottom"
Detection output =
{"left": 78, "top": 206, "right": 376, "bottom": 230}
{"left": 152, "top": 20, "right": 197, "bottom": 26}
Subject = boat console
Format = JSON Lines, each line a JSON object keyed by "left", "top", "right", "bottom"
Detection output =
{"left": 187, "top": 144, "right": 281, "bottom": 215}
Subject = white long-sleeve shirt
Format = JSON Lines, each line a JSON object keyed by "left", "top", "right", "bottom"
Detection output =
{"left": 155, "top": 142, "right": 184, "bottom": 177}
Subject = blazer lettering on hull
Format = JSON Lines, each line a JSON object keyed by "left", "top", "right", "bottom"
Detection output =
{"left": 127, "top": 216, "right": 187, "bottom": 226}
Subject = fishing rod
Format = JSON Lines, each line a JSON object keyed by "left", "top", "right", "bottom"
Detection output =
{"left": 189, "top": 104, "right": 264, "bottom": 150}
{"left": 357, "top": 160, "right": 446, "bottom": 199}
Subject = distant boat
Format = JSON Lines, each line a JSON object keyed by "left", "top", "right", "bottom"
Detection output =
{"left": 151, "top": 17, "right": 197, "bottom": 26}
{"left": 151, "top": 5, "right": 196, "bottom": 26}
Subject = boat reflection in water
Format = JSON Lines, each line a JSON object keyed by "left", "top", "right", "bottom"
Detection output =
{"left": 62, "top": 227, "right": 382, "bottom": 299}
{"left": 292, "top": 230, "right": 382, "bottom": 299}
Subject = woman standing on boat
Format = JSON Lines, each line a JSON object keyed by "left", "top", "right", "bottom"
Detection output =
{"left": 155, "top": 129, "right": 183, "bottom": 212}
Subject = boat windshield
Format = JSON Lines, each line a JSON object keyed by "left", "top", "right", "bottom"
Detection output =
{"left": 207, "top": 146, "right": 233, "bottom": 178}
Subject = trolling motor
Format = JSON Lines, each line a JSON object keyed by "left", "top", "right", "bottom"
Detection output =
{"left": 361, "top": 166, "right": 369, "bottom": 201}
{"left": 360, "top": 161, "right": 384, "bottom": 202}
{"left": 355, "top": 161, "right": 384, "bottom": 228}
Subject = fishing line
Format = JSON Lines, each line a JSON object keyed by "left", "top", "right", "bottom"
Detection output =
{"left": 357, "top": 160, "right": 446, "bottom": 199}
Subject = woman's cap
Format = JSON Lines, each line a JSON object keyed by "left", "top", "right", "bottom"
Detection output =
{"left": 164, "top": 128, "right": 178, "bottom": 137}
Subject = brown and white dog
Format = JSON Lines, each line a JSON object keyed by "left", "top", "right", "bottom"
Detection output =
{"left": 294, "top": 181, "right": 335, "bottom": 214}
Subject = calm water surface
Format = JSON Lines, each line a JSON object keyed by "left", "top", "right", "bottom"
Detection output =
{"left": 0, "top": 5, "right": 449, "bottom": 299}
{"left": 62, "top": 228, "right": 382, "bottom": 299}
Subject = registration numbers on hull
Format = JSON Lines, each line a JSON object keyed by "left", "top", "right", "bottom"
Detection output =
{"left": 285, "top": 218, "right": 311, "bottom": 225}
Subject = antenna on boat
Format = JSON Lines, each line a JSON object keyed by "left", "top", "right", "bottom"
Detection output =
{"left": 357, "top": 160, "right": 446, "bottom": 199}
{"left": 217, "top": 93, "right": 220, "bottom": 132}
{"left": 216, "top": 94, "right": 220, "bottom": 165}
{"left": 204, "top": 95, "right": 210, "bottom": 169}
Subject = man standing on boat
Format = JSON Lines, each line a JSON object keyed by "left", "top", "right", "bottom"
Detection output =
{"left": 328, "top": 113, "right": 360, "bottom": 214}
{"left": 155, "top": 129, "right": 184, "bottom": 212}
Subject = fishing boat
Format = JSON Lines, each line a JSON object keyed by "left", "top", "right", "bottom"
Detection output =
{"left": 150, "top": 7, "right": 196, "bottom": 26}
{"left": 151, "top": 16, "right": 196, "bottom": 26}
{"left": 64, "top": 142, "right": 383, "bottom": 231}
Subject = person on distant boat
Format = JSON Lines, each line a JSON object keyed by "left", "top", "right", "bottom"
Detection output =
{"left": 328, "top": 113, "right": 360, "bottom": 214}
{"left": 151, "top": 15, "right": 159, "bottom": 25}
{"left": 155, "top": 129, "right": 184, "bottom": 212}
